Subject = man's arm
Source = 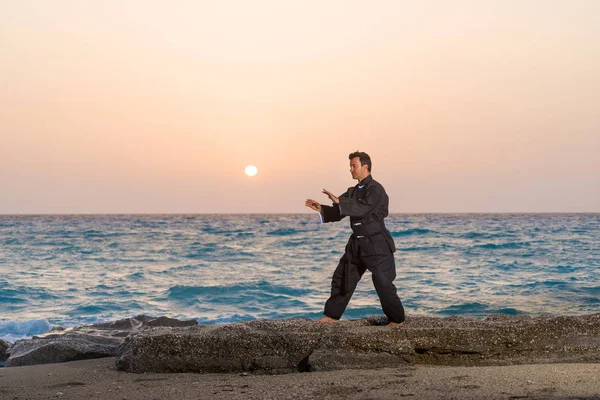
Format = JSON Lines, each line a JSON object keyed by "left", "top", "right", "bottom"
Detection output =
{"left": 338, "top": 184, "right": 386, "bottom": 218}
{"left": 320, "top": 203, "right": 344, "bottom": 223}
{"left": 305, "top": 197, "right": 346, "bottom": 223}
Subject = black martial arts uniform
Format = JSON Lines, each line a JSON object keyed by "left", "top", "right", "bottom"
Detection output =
{"left": 319, "top": 175, "right": 405, "bottom": 323}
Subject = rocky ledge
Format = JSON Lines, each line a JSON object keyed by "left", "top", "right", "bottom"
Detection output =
{"left": 4, "top": 315, "right": 197, "bottom": 367}
{"left": 4, "top": 314, "right": 600, "bottom": 373}
{"left": 116, "top": 314, "right": 600, "bottom": 374}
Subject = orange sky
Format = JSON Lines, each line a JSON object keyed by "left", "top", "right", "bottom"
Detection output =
{"left": 1, "top": 0, "right": 599, "bottom": 213}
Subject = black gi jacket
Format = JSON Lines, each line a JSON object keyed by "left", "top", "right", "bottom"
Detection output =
{"left": 320, "top": 175, "right": 396, "bottom": 293}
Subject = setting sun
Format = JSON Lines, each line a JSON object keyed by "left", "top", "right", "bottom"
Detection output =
{"left": 245, "top": 165, "right": 258, "bottom": 177}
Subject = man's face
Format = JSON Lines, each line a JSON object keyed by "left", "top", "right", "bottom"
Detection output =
{"left": 349, "top": 157, "right": 368, "bottom": 181}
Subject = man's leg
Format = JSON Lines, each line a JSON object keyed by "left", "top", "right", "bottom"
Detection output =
{"left": 365, "top": 253, "right": 405, "bottom": 324}
{"left": 321, "top": 255, "right": 366, "bottom": 321}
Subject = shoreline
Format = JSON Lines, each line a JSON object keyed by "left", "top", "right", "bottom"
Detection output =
{"left": 2, "top": 358, "right": 600, "bottom": 399}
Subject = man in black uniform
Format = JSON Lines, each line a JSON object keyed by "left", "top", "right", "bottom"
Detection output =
{"left": 305, "top": 151, "right": 405, "bottom": 327}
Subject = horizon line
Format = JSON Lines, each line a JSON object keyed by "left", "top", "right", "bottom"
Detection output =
{"left": 1, "top": 212, "right": 599, "bottom": 216}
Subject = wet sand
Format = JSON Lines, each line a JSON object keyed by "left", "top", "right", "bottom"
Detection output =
{"left": 2, "top": 358, "right": 600, "bottom": 400}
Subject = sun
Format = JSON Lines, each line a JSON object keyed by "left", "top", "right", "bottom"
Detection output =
{"left": 244, "top": 165, "right": 258, "bottom": 177}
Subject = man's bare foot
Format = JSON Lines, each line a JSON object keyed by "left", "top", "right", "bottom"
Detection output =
{"left": 315, "top": 316, "right": 337, "bottom": 324}
{"left": 388, "top": 321, "right": 405, "bottom": 328}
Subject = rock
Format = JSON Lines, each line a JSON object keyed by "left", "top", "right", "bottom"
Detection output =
{"left": 141, "top": 316, "right": 198, "bottom": 328}
{"left": 80, "top": 315, "right": 197, "bottom": 334}
{"left": 1, "top": 339, "right": 11, "bottom": 361}
{"left": 308, "top": 324, "right": 413, "bottom": 371}
{"left": 86, "top": 316, "right": 151, "bottom": 331}
{"left": 115, "top": 319, "right": 412, "bottom": 374}
{"left": 5, "top": 332, "right": 123, "bottom": 367}
{"left": 116, "top": 314, "right": 600, "bottom": 374}
{"left": 32, "top": 326, "right": 67, "bottom": 339}
{"left": 407, "top": 313, "right": 600, "bottom": 366}
{"left": 4, "top": 315, "right": 198, "bottom": 367}
{"left": 117, "top": 319, "right": 321, "bottom": 374}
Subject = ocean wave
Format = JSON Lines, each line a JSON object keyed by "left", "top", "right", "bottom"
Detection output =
{"left": 553, "top": 265, "right": 578, "bottom": 273}
{"left": 391, "top": 228, "right": 434, "bottom": 237}
{"left": 200, "top": 227, "right": 246, "bottom": 235}
{"left": 283, "top": 240, "right": 304, "bottom": 247}
{"left": 0, "top": 285, "right": 60, "bottom": 303}
{"left": 579, "top": 286, "right": 600, "bottom": 296}
{"left": 31, "top": 240, "right": 76, "bottom": 247}
{"left": 0, "top": 294, "right": 27, "bottom": 304}
{"left": 507, "top": 280, "right": 567, "bottom": 290}
{"left": 492, "top": 261, "right": 537, "bottom": 271}
{"left": 267, "top": 228, "right": 300, "bottom": 236}
{"left": 472, "top": 241, "right": 532, "bottom": 250}
{"left": 183, "top": 245, "right": 218, "bottom": 258}
{"left": 67, "top": 305, "right": 111, "bottom": 315}
{"left": 342, "top": 306, "right": 388, "bottom": 319}
{"left": 459, "top": 232, "right": 511, "bottom": 239}
{"left": 396, "top": 245, "right": 443, "bottom": 252}
{"left": 0, "top": 319, "right": 53, "bottom": 342}
{"left": 166, "top": 281, "right": 311, "bottom": 301}
{"left": 83, "top": 229, "right": 125, "bottom": 239}
{"left": 154, "top": 264, "right": 206, "bottom": 274}
{"left": 194, "top": 313, "right": 258, "bottom": 325}
{"left": 127, "top": 272, "right": 145, "bottom": 280}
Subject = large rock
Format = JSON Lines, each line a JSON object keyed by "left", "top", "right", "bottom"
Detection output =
{"left": 116, "top": 314, "right": 600, "bottom": 374}
{"left": 5, "top": 332, "right": 122, "bottom": 367}
{"left": 1, "top": 339, "right": 10, "bottom": 363}
{"left": 116, "top": 319, "right": 324, "bottom": 374}
{"left": 4, "top": 315, "right": 198, "bottom": 367}
{"left": 407, "top": 314, "right": 600, "bottom": 366}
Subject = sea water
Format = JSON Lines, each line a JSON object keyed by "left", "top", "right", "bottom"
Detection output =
{"left": 1, "top": 214, "right": 599, "bottom": 341}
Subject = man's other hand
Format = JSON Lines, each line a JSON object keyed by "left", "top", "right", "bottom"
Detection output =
{"left": 322, "top": 189, "right": 339, "bottom": 205}
{"left": 305, "top": 199, "right": 321, "bottom": 212}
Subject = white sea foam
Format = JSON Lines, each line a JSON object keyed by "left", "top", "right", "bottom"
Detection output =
{"left": 0, "top": 319, "right": 53, "bottom": 342}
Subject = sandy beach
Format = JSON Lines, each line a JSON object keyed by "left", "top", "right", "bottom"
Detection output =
{"left": 2, "top": 358, "right": 600, "bottom": 400}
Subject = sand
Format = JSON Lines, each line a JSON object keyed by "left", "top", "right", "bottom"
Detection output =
{"left": 2, "top": 358, "right": 600, "bottom": 400}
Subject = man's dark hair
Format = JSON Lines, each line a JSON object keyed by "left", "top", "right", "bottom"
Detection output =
{"left": 349, "top": 151, "right": 372, "bottom": 172}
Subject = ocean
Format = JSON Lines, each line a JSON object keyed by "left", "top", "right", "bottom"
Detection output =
{"left": 1, "top": 214, "right": 599, "bottom": 342}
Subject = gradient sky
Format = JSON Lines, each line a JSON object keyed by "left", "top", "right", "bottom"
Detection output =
{"left": 1, "top": 0, "right": 599, "bottom": 213}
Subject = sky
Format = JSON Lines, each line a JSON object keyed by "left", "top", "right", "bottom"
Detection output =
{"left": 1, "top": 0, "right": 599, "bottom": 213}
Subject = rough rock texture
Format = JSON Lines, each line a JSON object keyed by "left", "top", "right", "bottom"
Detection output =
{"left": 0, "top": 339, "right": 10, "bottom": 362}
{"left": 116, "top": 319, "right": 323, "bottom": 374}
{"left": 407, "top": 314, "right": 600, "bottom": 366}
{"left": 116, "top": 314, "right": 600, "bottom": 374}
{"left": 5, "top": 333, "right": 122, "bottom": 367}
{"left": 5, "top": 315, "right": 198, "bottom": 367}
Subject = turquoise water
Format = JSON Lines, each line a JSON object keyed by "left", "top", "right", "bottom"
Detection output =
{"left": 1, "top": 214, "right": 599, "bottom": 341}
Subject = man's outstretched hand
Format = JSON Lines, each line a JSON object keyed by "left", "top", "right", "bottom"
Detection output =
{"left": 322, "top": 189, "right": 339, "bottom": 204}
{"left": 305, "top": 199, "right": 321, "bottom": 212}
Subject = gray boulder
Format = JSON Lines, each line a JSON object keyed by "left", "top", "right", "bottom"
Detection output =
{"left": 116, "top": 318, "right": 416, "bottom": 373}
{"left": 117, "top": 319, "right": 323, "bottom": 374}
{"left": 141, "top": 316, "right": 198, "bottom": 328}
{"left": 408, "top": 314, "right": 600, "bottom": 366}
{"left": 5, "top": 332, "right": 122, "bottom": 367}
{"left": 4, "top": 315, "right": 198, "bottom": 367}
{"left": 1, "top": 339, "right": 10, "bottom": 362}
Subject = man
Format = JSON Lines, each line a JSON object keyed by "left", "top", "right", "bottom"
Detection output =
{"left": 305, "top": 151, "right": 405, "bottom": 327}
